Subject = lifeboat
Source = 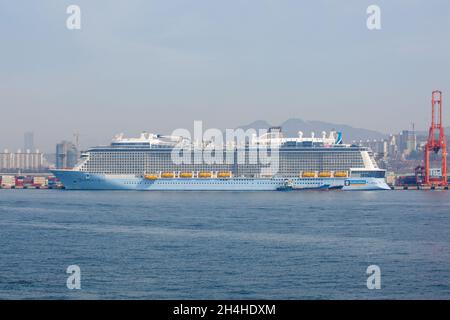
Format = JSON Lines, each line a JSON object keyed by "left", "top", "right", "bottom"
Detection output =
{"left": 302, "top": 172, "right": 316, "bottom": 178}
{"left": 198, "top": 172, "right": 212, "bottom": 178}
{"left": 144, "top": 174, "right": 158, "bottom": 180}
{"left": 217, "top": 172, "right": 231, "bottom": 178}
{"left": 318, "top": 171, "right": 332, "bottom": 178}
{"left": 161, "top": 172, "right": 175, "bottom": 178}
{"left": 180, "top": 172, "right": 193, "bottom": 178}
{"left": 334, "top": 171, "right": 348, "bottom": 178}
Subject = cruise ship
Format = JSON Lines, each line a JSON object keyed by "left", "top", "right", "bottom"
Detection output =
{"left": 52, "top": 128, "right": 390, "bottom": 191}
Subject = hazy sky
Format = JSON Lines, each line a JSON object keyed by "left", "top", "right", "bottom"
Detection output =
{"left": 1, "top": 0, "right": 450, "bottom": 152}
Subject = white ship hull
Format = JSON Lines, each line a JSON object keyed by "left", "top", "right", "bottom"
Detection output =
{"left": 52, "top": 170, "right": 390, "bottom": 191}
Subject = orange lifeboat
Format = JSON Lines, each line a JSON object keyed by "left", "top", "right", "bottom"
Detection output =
{"left": 198, "top": 172, "right": 212, "bottom": 178}
{"left": 318, "top": 171, "right": 332, "bottom": 178}
{"left": 302, "top": 172, "right": 316, "bottom": 178}
{"left": 161, "top": 172, "right": 175, "bottom": 178}
{"left": 217, "top": 172, "right": 231, "bottom": 178}
{"left": 334, "top": 171, "right": 348, "bottom": 178}
{"left": 180, "top": 172, "right": 193, "bottom": 178}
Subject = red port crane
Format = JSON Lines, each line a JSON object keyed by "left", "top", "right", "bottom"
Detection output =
{"left": 424, "top": 90, "right": 448, "bottom": 186}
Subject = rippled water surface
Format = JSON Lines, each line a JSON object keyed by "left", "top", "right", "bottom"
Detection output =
{"left": 0, "top": 189, "right": 449, "bottom": 299}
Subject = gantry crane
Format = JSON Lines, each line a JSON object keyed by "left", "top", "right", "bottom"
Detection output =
{"left": 423, "top": 90, "right": 448, "bottom": 186}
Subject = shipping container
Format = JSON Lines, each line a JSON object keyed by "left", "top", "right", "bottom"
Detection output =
{"left": 1, "top": 175, "right": 16, "bottom": 188}
{"left": 33, "top": 176, "right": 47, "bottom": 186}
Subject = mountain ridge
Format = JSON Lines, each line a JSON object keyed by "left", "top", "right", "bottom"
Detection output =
{"left": 236, "top": 118, "right": 389, "bottom": 143}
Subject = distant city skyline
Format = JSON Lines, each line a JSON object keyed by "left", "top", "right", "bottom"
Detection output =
{"left": 1, "top": 118, "right": 445, "bottom": 155}
{"left": 1, "top": 1, "right": 450, "bottom": 152}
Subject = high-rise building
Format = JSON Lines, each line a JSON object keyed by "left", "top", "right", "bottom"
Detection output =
{"left": 398, "top": 130, "right": 409, "bottom": 154}
{"left": 406, "top": 131, "right": 417, "bottom": 153}
{"left": 388, "top": 135, "right": 397, "bottom": 157}
{"left": 398, "top": 130, "right": 417, "bottom": 155}
{"left": 56, "top": 141, "right": 79, "bottom": 169}
{"left": 24, "top": 132, "right": 34, "bottom": 151}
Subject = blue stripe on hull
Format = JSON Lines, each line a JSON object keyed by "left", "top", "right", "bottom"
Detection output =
{"left": 51, "top": 170, "right": 391, "bottom": 191}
